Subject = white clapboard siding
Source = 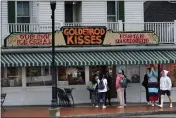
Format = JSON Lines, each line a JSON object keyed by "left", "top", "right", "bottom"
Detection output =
{"left": 1, "top": 1, "right": 8, "bottom": 46}
{"left": 82, "top": 1, "right": 107, "bottom": 23}
{"left": 124, "top": 1, "right": 144, "bottom": 31}
{"left": 30, "top": 1, "right": 39, "bottom": 23}
{"left": 38, "top": 1, "right": 64, "bottom": 23}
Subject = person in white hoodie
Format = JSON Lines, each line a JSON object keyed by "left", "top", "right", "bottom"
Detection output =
{"left": 158, "top": 70, "right": 173, "bottom": 108}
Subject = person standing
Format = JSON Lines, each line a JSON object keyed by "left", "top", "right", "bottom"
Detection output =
{"left": 147, "top": 64, "right": 159, "bottom": 106}
{"left": 142, "top": 68, "right": 150, "bottom": 105}
{"left": 105, "top": 71, "right": 112, "bottom": 105}
{"left": 158, "top": 70, "right": 173, "bottom": 108}
{"left": 121, "top": 70, "right": 131, "bottom": 106}
{"left": 116, "top": 69, "right": 125, "bottom": 108}
{"left": 96, "top": 74, "right": 108, "bottom": 109}
{"left": 87, "top": 74, "right": 98, "bottom": 107}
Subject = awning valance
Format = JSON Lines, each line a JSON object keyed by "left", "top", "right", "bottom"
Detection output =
{"left": 1, "top": 50, "right": 175, "bottom": 67}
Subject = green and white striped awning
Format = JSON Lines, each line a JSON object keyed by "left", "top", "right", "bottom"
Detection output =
{"left": 1, "top": 50, "right": 175, "bottom": 67}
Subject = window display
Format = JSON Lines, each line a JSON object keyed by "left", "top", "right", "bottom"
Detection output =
{"left": 1, "top": 67, "right": 22, "bottom": 87}
{"left": 26, "top": 67, "right": 52, "bottom": 86}
{"left": 58, "top": 67, "right": 85, "bottom": 85}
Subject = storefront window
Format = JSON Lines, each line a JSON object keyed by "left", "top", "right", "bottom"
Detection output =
{"left": 58, "top": 67, "right": 85, "bottom": 85}
{"left": 89, "top": 66, "right": 113, "bottom": 81}
{"left": 1, "top": 67, "right": 22, "bottom": 87}
{"left": 26, "top": 67, "right": 52, "bottom": 86}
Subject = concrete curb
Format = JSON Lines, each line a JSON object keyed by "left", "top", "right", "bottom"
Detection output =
{"left": 57, "top": 110, "right": 176, "bottom": 117}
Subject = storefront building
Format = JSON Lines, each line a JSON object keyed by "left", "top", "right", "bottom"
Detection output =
{"left": 1, "top": 26, "right": 176, "bottom": 106}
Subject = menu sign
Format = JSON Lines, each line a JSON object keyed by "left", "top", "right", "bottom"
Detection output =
{"left": 104, "top": 32, "right": 159, "bottom": 45}
{"left": 4, "top": 32, "right": 65, "bottom": 47}
{"left": 62, "top": 26, "right": 107, "bottom": 45}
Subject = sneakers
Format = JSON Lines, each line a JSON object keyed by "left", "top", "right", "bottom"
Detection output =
{"left": 170, "top": 104, "right": 173, "bottom": 108}
{"left": 151, "top": 103, "right": 155, "bottom": 107}
{"left": 118, "top": 106, "right": 124, "bottom": 108}
{"left": 147, "top": 102, "right": 151, "bottom": 105}
{"left": 95, "top": 105, "right": 106, "bottom": 109}
{"left": 102, "top": 105, "right": 106, "bottom": 109}
{"left": 95, "top": 105, "right": 99, "bottom": 108}
{"left": 157, "top": 104, "right": 163, "bottom": 108}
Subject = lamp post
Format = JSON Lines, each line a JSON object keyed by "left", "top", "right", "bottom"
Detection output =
{"left": 50, "top": 1, "right": 57, "bottom": 108}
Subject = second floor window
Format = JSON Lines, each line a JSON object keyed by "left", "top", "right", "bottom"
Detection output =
{"left": 17, "top": 1, "right": 30, "bottom": 23}
{"left": 107, "top": 1, "right": 119, "bottom": 22}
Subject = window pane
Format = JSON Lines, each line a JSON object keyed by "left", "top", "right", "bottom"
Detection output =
{"left": 58, "top": 67, "right": 85, "bottom": 85}
{"left": 23, "top": 1, "right": 30, "bottom": 16}
{"left": 26, "top": 67, "right": 52, "bottom": 86}
{"left": 17, "top": 17, "right": 30, "bottom": 23}
{"left": 1, "top": 67, "right": 22, "bottom": 87}
{"left": 107, "top": 1, "right": 115, "bottom": 15}
{"left": 107, "top": 16, "right": 116, "bottom": 22}
{"left": 116, "top": 1, "right": 119, "bottom": 20}
{"left": 17, "top": 2, "right": 23, "bottom": 16}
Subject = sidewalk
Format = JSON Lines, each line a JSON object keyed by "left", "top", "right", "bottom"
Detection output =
{"left": 2, "top": 104, "right": 176, "bottom": 117}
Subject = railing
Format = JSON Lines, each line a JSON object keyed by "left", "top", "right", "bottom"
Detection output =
{"left": 1, "top": 21, "right": 176, "bottom": 44}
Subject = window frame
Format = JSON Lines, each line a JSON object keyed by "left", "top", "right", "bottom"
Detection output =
{"left": 107, "top": 1, "right": 119, "bottom": 22}
{"left": 15, "top": 1, "right": 30, "bottom": 23}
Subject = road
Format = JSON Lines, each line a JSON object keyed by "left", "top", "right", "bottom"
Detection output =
{"left": 128, "top": 114, "right": 176, "bottom": 117}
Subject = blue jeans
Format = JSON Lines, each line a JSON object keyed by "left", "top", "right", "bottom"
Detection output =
{"left": 97, "top": 92, "right": 106, "bottom": 106}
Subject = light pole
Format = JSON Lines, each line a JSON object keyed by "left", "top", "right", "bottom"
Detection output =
{"left": 50, "top": 1, "right": 57, "bottom": 108}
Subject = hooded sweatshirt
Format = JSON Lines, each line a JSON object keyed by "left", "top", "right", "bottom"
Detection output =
{"left": 160, "top": 70, "right": 172, "bottom": 90}
{"left": 116, "top": 74, "right": 124, "bottom": 88}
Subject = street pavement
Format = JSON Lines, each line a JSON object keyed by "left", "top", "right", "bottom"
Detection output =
{"left": 129, "top": 114, "right": 176, "bottom": 117}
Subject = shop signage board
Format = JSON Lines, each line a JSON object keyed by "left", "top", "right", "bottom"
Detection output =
{"left": 4, "top": 26, "right": 159, "bottom": 47}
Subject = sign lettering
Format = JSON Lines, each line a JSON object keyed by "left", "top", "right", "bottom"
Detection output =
{"left": 62, "top": 27, "right": 107, "bottom": 45}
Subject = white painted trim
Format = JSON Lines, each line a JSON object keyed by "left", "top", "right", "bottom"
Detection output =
{"left": 174, "top": 20, "right": 176, "bottom": 44}
{"left": 22, "top": 67, "right": 26, "bottom": 87}
{"left": 85, "top": 66, "right": 89, "bottom": 85}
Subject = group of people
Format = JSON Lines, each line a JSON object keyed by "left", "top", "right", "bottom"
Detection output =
{"left": 142, "top": 64, "right": 173, "bottom": 108}
{"left": 87, "top": 64, "right": 173, "bottom": 109}
{"left": 87, "top": 69, "right": 130, "bottom": 108}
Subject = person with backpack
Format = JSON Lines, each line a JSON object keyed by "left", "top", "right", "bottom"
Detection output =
{"left": 121, "top": 70, "right": 131, "bottom": 106}
{"left": 87, "top": 74, "right": 98, "bottom": 107}
{"left": 142, "top": 68, "right": 150, "bottom": 105}
{"left": 96, "top": 73, "right": 108, "bottom": 109}
{"left": 116, "top": 69, "right": 127, "bottom": 108}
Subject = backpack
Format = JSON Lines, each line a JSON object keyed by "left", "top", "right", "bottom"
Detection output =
{"left": 87, "top": 83, "right": 97, "bottom": 91}
{"left": 120, "top": 76, "right": 128, "bottom": 88}
{"left": 98, "top": 79, "right": 105, "bottom": 90}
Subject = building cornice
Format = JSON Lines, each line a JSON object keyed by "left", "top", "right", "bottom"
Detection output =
{"left": 1, "top": 45, "right": 176, "bottom": 54}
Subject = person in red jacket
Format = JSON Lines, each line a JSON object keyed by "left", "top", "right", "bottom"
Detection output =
{"left": 116, "top": 69, "right": 125, "bottom": 108}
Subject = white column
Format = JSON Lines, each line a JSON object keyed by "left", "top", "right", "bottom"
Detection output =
{"left": 118, "top": 20, "right": 123, "bottom": 31}
{"left": 85, "top": 66, "right": 90, "bottom": 85}
{"left": 22, "top": 67, "right": 26, "bottom": 87}
{"left": 4, "top": 67, "right": 7, "bottom": 78}
{"left": 174, "top": 20, "right": 176, "bottom": 44}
